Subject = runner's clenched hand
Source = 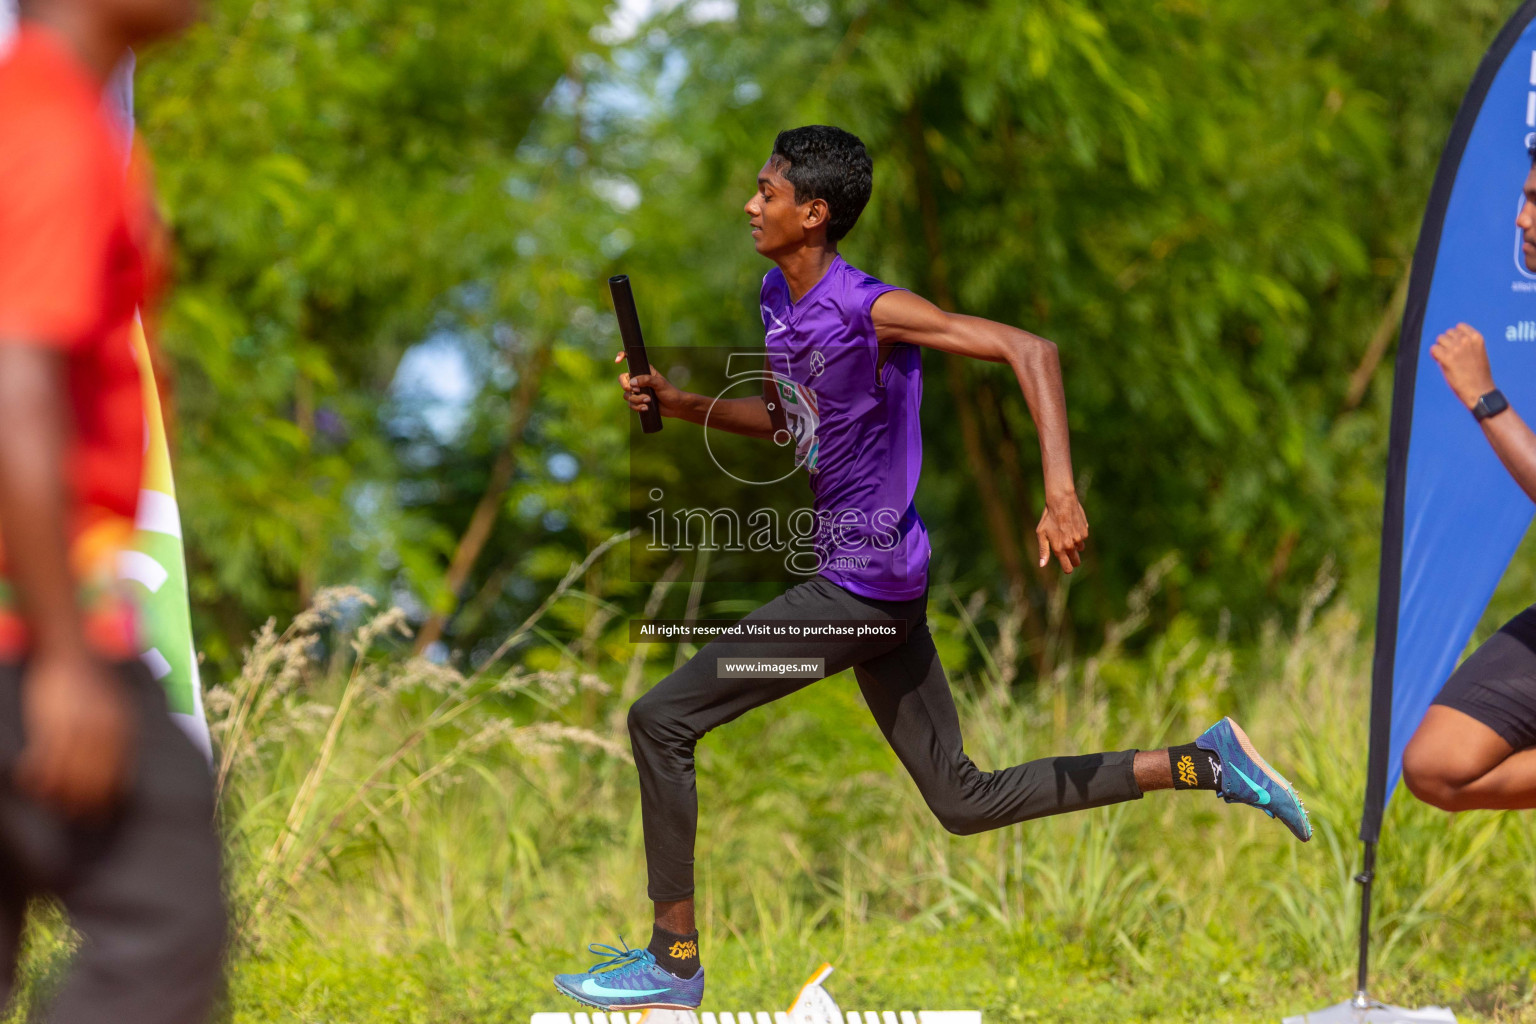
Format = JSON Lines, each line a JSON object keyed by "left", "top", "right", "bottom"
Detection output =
{"left": 16, "top": 651, "right": 134, "bottom": 819}
{"left": 1431, "top": 323, "right": 1497, "bottom": 410}
{"left": 1036, "top": 492, "right": 1088, "bottom": 573}
{"left": 615, "top": 350, "right": 684, "bottom": 419}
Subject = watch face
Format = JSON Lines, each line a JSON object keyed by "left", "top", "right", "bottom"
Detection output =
{"left": 1477, "top": 390, "right": 1509, "bottom": 420}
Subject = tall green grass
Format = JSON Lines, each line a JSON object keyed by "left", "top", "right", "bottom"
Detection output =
{"left": 222, "top": 544, "right": 1536, "bottom": 1018}
{"left": 10, "top": 539, "right": 1536, "bottom": 1021}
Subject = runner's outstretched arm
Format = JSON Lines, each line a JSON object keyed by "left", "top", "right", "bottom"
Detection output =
{"left": 870, "top": 289, "right": 1087, "bottom": 572}
{"left": 613, "top": 350, "right": 776, "bottom": 439}
{"left": 1433, "top": 323, "right": 1536, "bottom": 501}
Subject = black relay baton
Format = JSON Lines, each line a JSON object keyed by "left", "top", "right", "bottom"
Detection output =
{"left": 608, "top": 274, "right": 663, "bottom": 434}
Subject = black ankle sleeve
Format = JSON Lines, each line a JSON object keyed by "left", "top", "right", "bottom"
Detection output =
{"left": 648, "top": 925, "right": 700, "bottom": 979}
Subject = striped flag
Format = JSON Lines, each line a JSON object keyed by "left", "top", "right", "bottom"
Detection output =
{"left": 105, "top": 39, "right": 212, "bottom": 758}
{"left": 126, "top": 318, "right": 210, "bottom": 758}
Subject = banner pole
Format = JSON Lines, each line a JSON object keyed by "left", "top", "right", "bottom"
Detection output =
{"left": 1353, "top": 840, "right": 1376, "bottom": 1008}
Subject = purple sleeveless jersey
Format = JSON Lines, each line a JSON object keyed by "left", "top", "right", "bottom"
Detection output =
{"left": 760, "top": 255, "right": 932, "bottom": 600}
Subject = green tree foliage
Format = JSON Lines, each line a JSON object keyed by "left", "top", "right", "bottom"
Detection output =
{"left": 138, "top": 0, "right": 610, "bottom": 665}
{"left": 137, "top": 0, "right": 1513, "bottom": 675}
{"left": 590, "top": 0, "right": 1511, "bottom": 650}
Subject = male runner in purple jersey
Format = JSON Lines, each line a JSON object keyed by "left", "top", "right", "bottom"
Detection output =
{"left": 553, "top": 126, "right": 1310, "bottom": 1011}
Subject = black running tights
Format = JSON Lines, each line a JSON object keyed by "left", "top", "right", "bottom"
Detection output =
{"left": 628, "top": 575, "right": 1144, "bottom": 901}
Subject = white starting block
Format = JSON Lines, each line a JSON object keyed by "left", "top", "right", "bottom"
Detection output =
{"left": 530, "top": 1014, "right": 981, "bottom": 1024}
{"left": 535, "top": 964, "right": 980, "bottom": 1024}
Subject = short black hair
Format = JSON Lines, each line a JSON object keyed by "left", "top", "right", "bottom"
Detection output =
{"left": 1528, "top": 136, "right": 1536, "bottom": 167}
{"left": 770, "top": 125, "right": 873, "bottom": 243}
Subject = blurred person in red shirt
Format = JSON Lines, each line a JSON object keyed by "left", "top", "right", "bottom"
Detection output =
{"left": 0, "top": 1, "right": 225, "bottom": 1021}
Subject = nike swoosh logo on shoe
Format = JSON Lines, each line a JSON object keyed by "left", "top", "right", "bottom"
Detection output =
{"left": 580, "top": 979, "right": 669, "bottom": 998}
{"left": 1231, "top": 764, "right": 1271, "bottom": 805}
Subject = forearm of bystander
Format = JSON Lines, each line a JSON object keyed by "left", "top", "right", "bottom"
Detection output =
{"left": 0, "top": 342, "right": 132, "bottom": 818}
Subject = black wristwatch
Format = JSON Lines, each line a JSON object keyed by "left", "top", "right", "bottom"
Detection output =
{"left": 1473, "top": 388, "right": 1510, "bottom": 421}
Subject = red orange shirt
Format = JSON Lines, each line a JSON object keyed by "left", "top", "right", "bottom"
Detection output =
{"left": 0, "top": 25, "right": 155, "bottom": 658}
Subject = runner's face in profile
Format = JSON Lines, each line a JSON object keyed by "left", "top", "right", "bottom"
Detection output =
{"left": 1519, "top": 165, "right": 1536, "bottom": 272}
{"left": 744, "top": 158, "right": 812, "bottom": 259}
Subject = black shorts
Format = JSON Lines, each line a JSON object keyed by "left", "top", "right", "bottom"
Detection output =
{"left": 0, "top": 660, "right": 226, "bottom": 1022}
{"left": 1431, "top": 603, "right": 1536, "bottom": 750}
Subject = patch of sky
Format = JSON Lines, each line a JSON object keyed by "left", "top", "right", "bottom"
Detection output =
{"left": 329, "top": 590, "right": 376, "bottom": 631}
{"left": 597, "top": 0, "right": 737, "bottom": 41}
{"left": 389, "top": 331, "right": 481, "bottom": 445}
{"left": 547, "top": 75, "right": 582, "bottom": 112}
{"left": 351, "top": 480, "right": 384, "bottom": 523}
{"left": 653, "top": 47, "right": 691, "bottom": 105}
{"left": 593, "top": 0, "right": 670, "bottom": 45}
{"left": 489, "top": 324, "right": 519, "bottom": 390}
{"left": 390, "top": 583, "right": 427, "bottom": 618}
{"left": 513, "top": 136, "right": 556, "bottom": 166}
{"left": 688, "top": 0, "right": 736, "bottom": 25}
{"left": 505, "top": 176, "right": 538, "bottom": 201}
{"left": 399, "top": 441, "right": 442, "bottom": 471}
{"left": 585, "top": 67, "right": 652, "bottom": 123}
{"left": 547, "top": 453, "right": 580, "bottom": 481}
{"left": 591, "top": 173, "right": 642, "bottom": 212}
{"left": 586, "top": 46, "right": 689, "bottom": 125}
{"left": 347, "top": 481, "right": 389, "bottom": 561}
{"left": 454, "top": 281, "right": 493, "bottom": 313}
{"left": 601, "top": 228, "right": 635, "bottom": 259}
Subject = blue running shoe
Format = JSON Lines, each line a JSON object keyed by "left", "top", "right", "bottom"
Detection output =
{"left": 553, "top": 940, "right": 704, "bottom": 1011}
{"left": 1194, "top": 716, "right": 1312, "bottom": 842}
